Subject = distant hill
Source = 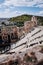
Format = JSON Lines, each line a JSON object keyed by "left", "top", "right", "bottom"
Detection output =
{"left": 0, "top": 14, "right": 43, "bottom": 27}
{"left": 9, "top": 14, "right": 32, "bottom": 27}
{"left": 9, "top": 14, "right": 43, "bottom": 26}
{"left": 9, "top": 14, "right": 32, "bottom": 22}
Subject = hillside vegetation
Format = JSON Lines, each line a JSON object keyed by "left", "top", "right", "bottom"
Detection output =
{"left": 9, "top": 14, "right": 43, "bottom": 26}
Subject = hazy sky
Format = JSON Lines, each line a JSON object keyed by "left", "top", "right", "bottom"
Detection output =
{"left": 0, "top": 0, "right": 43, "bottom": 18}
